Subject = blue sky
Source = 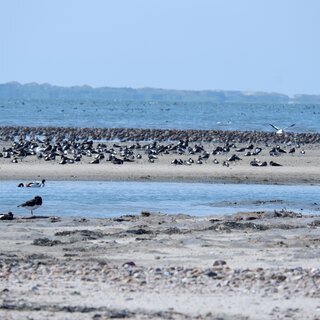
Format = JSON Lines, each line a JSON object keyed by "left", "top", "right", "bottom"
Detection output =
{"left": 0, "top": 0, "right": 319, "bottom": 95}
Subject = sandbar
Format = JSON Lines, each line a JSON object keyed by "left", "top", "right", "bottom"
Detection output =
{"left": 0, "top": 141, "right": 319, "bottom": 184}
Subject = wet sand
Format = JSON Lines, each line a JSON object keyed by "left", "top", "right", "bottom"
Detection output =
{"left": 0, "top": 212, "right": 319, "bottom": 319}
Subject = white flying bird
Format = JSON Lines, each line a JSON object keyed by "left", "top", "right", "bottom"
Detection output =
{"left": 269, "top": 123, "right": 295, "bottom": 135}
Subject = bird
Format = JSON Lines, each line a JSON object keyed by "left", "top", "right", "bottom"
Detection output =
{"left": 27, "top": 179, "right": 46, "bottom": 188}
{"left": 222, "top": 161, "right": 230, "bottom": 167}
{"left": 0, "top": 212, "right": 13, "bottom": 220}
{"left": 227, "top": 154, "right": 242, "bottom": 161}
{"left": 250, "top": 159, "right": 267, "bottom": 167}
{"left": 17, "top": 196, "right": 42, "bottom": 215}
{"left": 90, "top": 158, "right": 99, "bottom": 164}
{"left": 17, "top": 179, "right": 46, "bottom": 188}
{"left": 269, "top": 124, "right": 295, "bottom": 135}
{"left": 270, "top": 161, "right": 282, "bottom": 166}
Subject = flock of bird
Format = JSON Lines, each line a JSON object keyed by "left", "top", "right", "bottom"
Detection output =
{"left": 0, "top": 123, "right": 301, "bottom": 220}
{"left": 1, "top": 138, "right": 301, "bottom": 167}
{"left": 1, "top": 124, "right": 308, "bottom": 146}
{"left": 0, "top": 123, "right": 301, "bottom": 168}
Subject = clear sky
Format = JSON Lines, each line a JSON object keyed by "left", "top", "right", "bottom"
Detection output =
{"left": 0, "top": 0, "right": 319, "bottom": 95}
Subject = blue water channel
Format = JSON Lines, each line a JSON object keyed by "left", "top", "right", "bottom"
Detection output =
{"left": 0, "top": 181, "right": 319, "bottom": 217}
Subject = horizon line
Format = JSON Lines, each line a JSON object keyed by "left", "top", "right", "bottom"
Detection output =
{"left": 1, "top": 81, "right": 319, "bottom": 98}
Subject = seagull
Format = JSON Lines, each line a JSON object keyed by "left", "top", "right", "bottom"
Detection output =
{"left": 269, "top": 124, "right": 295, "bottom": 135}
{"left": 17, "top": 196, "right": 42, "bottom": 215}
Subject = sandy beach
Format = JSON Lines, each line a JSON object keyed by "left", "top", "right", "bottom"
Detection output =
{"left": 0, "top": 212, "right": 319, "bottom": 319}
{"left": 2, "top": 0, "right": 320, "bottom": 319}
{"left": 1, "top": 131, "right": 320, "bottom": 319}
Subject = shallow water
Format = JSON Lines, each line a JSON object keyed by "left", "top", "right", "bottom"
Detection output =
{"left": 0, "top": 99, "right": 319, "bottom": 132}
{"left": 1, "top": 181, "right": 319, "bottom": 218}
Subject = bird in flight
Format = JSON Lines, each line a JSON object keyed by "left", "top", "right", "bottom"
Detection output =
{"left": 269, "top": 124, "right": 295, "bottom": 135}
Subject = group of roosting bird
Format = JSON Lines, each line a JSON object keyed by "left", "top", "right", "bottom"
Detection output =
{"left": 0, "top": 124, "right": 304, "bottom": 219}
{"left": 0, "top": 131, "right": 305, "bottom": 168}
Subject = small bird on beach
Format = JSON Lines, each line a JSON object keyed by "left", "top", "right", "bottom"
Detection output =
{"left": 269, "top": 124, "right": 295, "bottom": 135}
{"left": 0, "top": 212, "right": 13, "bottom": 220}
{"left": 17, "top": 196, "right": 42, "bottom": 215}
{"left": 269, "top": 161, "right": 282, "bottom": 166}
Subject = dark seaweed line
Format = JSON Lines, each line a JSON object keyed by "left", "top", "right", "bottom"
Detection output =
{"left": 0, "top": 302, "right": 202, "bottom": 319}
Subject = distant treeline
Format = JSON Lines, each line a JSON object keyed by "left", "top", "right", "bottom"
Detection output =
{"left": 0, "top": 82, "right": 319, "bottom": 103}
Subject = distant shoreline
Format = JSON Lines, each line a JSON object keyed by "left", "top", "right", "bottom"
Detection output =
{"left": 1, "top": 81, "right": 320, "bottom": 103}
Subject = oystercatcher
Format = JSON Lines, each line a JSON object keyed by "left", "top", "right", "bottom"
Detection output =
{"left": 17, "top": 196, "right": 42, "bottom": 215}
{"left": 17, "top": 179, "right": 46, "bottom": 188}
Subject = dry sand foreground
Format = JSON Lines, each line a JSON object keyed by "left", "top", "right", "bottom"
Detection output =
{"left": 0, "top": 212, "right": 320, "bottom": 320}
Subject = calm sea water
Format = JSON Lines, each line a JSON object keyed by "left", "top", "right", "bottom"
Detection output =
{"left": 0, "top": 99, "right": 320, "bottom": 132}
{"left": 1, "top": 181, "right": 319, "bottom": 218}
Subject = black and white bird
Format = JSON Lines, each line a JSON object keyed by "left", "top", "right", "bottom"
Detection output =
{"left": 27, "top": 179, "right": 45, "bottom": 188}
{"left": 17, "top": 196, "right": 42, "bottom": 215}
{"left": 0, "top": 212, "right": 13, "bottom": 220}
{"left": 18, "top": 179, "right": 46, "bottom": 188}
{"left": 270, "top": 161, "right": 282, "bottom": 167}
{"left": 269, "top": 124, "right": 295, "bottom": 135}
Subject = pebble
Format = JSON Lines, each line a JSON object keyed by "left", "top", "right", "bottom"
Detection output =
{"left": 1, "top": 261, "right": 319, "bottom": 301}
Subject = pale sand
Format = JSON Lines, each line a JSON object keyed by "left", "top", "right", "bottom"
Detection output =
{"left": 0, "top": 212, "right": 319, "bottom": 319}
{"left": 0, "top": 142, "right": 319, "bottom": 184}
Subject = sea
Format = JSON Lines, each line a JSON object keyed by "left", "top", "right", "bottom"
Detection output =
{"left": 0, "top": 98, "right": 320, "bottom": 217}
{"left": 1, "top": 99, "right": 320, "bottom": 132}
